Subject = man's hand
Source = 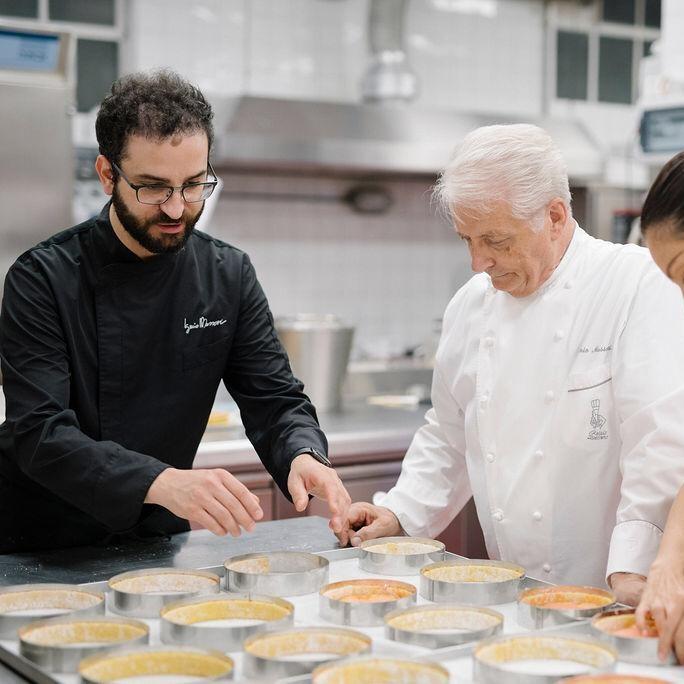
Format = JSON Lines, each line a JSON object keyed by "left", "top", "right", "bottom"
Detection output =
{"left": 145, "top": 467, "right": 263, "bottom": 537}
{"left": 287, "top": 454, "right": 351, "bottom": 535}
{"left": 609, "top": 571, "right": 647, "bottom": 607}
{"left": 636, "top": 561, "right": 684, "bottom": 662}
{"left": 336, "top": 501, "right": 403, "bottom": 548}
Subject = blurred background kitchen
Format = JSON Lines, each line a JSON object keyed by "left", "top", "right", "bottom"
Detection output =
{"left": 1, "top": 0, "right": 682, "bottom": 553}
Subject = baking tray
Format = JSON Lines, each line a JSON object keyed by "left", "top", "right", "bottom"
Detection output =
{"left": 1, "top": 547, "right": 683, "bottom": 684}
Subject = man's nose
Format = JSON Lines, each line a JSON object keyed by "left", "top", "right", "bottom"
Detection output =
{"left": 160, "top": 190, "right": 185, "bottom": 220}
{"left": 470, "top": 246, "right": 495, "bottom": 273}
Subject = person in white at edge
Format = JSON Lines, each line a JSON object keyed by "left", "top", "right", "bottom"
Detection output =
{"left": 338, "top": 124, "right": 684, "bottom": 604}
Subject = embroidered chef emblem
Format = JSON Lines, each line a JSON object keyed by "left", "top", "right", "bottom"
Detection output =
{"left": 184, "top": 316, "right": 227, "bottom": 335}
{"left": 588, "top": 399, "right": 608, "bottom": 440}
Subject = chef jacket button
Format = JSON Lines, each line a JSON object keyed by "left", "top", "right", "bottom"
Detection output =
{"left": 479, "top": 394, "right": 489, "bottom": 409}
{"left": 492, "top": 509, "right": 504, "bottom": 522}
{"left": 484, "top": 336, "right": 495, "bottom": 348}
{"left": 533, "top": 511, "right": 542, "bottom": 521}
{"left": 564, "top": 281, "right": 573, "bottom": 289}
{"left": 543, "top": 563, "right": 551, "bottom": 573}
{"left": 544, "top": 390, "right": 555, "bottom": 403}
{"left": 486, "top": 452, "right": 495, "bottom": 463}
{"left": 554, "top": 330, "right": 565, "bottom": 341}
{"left": 534, "top": 449, "right": 544, "bottom": 459}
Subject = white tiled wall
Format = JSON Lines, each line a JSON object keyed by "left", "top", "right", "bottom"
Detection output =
{"left": 408, "top": 0, "right": 544, "bottom": 115}
{"left": 119, "top": 0, "right": 542, "bottom": 355}
{"left": 207, "top": 173, "right": 472, "bottom": 358}
{"left": 124, "top": 0, "right": 544, "bottom": 114}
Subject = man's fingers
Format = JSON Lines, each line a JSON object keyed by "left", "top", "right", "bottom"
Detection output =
{"left": 319, "top": 481, "right": 351, "bottom": 533}
{"left": 350, "top": 518, "right": 387, "bottom": 546}
{"left": 635, "top": 600, "right": 650, "bottom": 631}
{"left": 657, "top": 611, "right": 677, "bottom": 661}
{"left": 213, "top": 488, "right": 256, "bottom": 533}
{"left": 194, "top": 509, "right": 228, "bottom": 537}
{"left": 220, "top": 470, "right": 264, "bottom": 520}
{"left": 203, "top": 499, "right": 240, "bottom": 537}
{"left": 335, "top": 525, "right": 351, "bottom": 547}
{"left": 288, "top": 474, "right": 309, "bottom": 512}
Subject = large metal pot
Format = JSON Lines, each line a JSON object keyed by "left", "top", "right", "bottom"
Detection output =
{"left": 276, "top": 315, "right": 355, "bottom": 413}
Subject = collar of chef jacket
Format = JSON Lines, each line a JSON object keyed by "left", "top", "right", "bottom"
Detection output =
{"left": 91, "top": 202, "right": 183, "bottom": 283}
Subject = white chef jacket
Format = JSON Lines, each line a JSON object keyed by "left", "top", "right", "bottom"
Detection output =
{"left": 379, "top": 224, "right": 684, "bottom": 587}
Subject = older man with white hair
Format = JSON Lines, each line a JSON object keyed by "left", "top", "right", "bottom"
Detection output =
{"left": 340, "top": 124, "right": 684, "bottom": 604}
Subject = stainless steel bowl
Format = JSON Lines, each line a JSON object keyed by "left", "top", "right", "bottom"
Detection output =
{"left": 473, "top": 633, "right": 617, "bottom": 684}
{"left": 160, "top": 594, "right": 294, "bottom": 651}
{"left": 108, "top": 567, "right": 221, "bottom": 618}
{"left": 517, "top": 585, "right": 615, "bottom": 629}
{"left": 78, "top": 646, "right": 234, "bottom": 683}
{"left": 420, "top": 558, "right": 525, "bottom": 605}
{"left": 311, "top": 656, "right": 450, "bottom": 683}
{"left": 384, "top": 603, "right": 503, "bottom": 649}
{"left": 224, "top": 551, "right": 329, "bottom": 596}
{"left": 0, "top": 583, "right": 104, "bottom": 640}
{"left": 242, "top": 626, "right": 371, "bottom": 679}
{"left": 591, "top": 608, "right": 677, "bottom": 666}
{"left": 319, "top": 578, "right": 416, "bottom": 627}
{"left": 19, "top": 616, "right": 149, "bottom": 673}
{"left": 358, "top": 536, "right": 445, "bottom": 576}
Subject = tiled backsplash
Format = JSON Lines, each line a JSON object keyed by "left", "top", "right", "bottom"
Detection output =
{"left": 208, "top": 172, "right": 472, "bottom": 359}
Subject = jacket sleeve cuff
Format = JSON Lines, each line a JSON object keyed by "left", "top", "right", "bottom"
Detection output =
{"left": 606, "top": 520, "right": 663, "bottom": 581}
{"left": 376, "top": 490, "right": 427, "bottom": 538}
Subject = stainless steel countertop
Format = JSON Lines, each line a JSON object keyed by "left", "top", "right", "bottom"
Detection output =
{"left": 0, "top": 516, "right": 338, "bottom": 587}
{"left": 0, "top": 517, "right": 339, "bottom": 681}
{"left": 196, "top": 402, "right": 428, "bottom": 468}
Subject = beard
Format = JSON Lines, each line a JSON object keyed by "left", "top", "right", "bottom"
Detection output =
{"left": 111, "top": 185, "right": 204, "bottom": 255}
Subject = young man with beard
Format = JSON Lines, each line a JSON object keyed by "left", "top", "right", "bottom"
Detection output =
{"left": 0, "top": 70, "right": 350, "bottom": 552}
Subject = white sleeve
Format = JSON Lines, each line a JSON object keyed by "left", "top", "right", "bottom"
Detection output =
{"left": 377, "top": 363, "right": 472, "bottom": 538}
{"left": 606, "top": 265, "right": 684, "bottom": 579}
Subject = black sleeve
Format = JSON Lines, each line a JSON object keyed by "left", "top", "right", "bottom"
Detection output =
{"left": 0, "top": 257, "right": 168, "bottom": 531}
{"left": 223, "top": 254, "right": 328, "bottom": 499}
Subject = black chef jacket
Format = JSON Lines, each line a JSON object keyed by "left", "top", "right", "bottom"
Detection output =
{"left": 0, "top": 203, "right": 327, "bottom": 552}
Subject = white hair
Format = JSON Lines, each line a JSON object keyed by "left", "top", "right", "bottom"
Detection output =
{"left": 433, "top": 124, "right": 572, "bottom": 232}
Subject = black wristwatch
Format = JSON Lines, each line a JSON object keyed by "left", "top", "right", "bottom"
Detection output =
{"left": 293, "top": 447, "right": 332, "bottom": 468}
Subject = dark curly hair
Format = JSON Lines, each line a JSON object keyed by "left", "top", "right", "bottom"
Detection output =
{"left": 95, "top": 69, "right": 214, "bottom": 171}
{"left": 641, "top": 150, "right": 684, "bottom": 236}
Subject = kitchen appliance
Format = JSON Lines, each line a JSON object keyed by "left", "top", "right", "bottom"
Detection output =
{"left": 276, "top": 315, "right": 354, "bottom": 414}
{"left": 0, "top": 26, "right": 74, "bottom": 297}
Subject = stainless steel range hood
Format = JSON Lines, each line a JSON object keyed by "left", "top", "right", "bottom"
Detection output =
{"left": 211, "top": 95, "right": 603, "bottom": 181}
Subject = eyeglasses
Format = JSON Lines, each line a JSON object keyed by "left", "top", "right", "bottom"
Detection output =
{"left": 111, "top": 161, "right": 219, "bottom": 205}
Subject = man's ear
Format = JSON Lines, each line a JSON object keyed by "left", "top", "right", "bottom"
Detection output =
{"left": 548, "top": 198, "right": 568, "bottom": 239}
{"left": 95, "top": 155, "right": 115, "bottom": 196}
